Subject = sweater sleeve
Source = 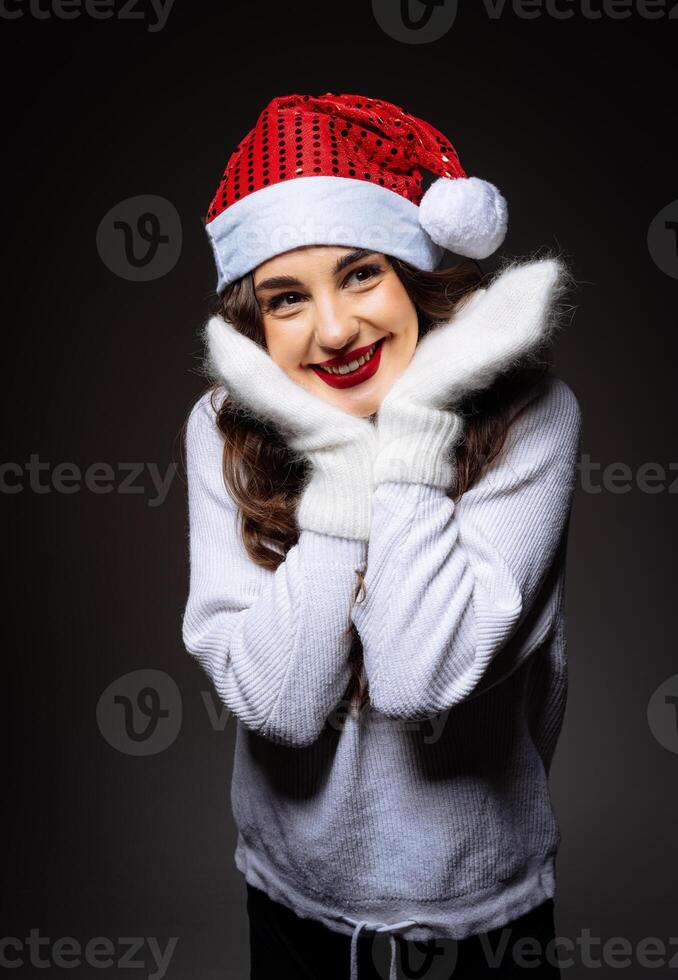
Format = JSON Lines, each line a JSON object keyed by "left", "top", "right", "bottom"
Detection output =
{"left": 351, "top": 374, "right": 582, "bottom": 719}
{"left": 181, "top": 390, "right": 366, "bottom": 747}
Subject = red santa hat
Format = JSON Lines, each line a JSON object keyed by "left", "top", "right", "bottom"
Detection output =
{"left": 204, "top": 92, "right": 508, "bottom": 293}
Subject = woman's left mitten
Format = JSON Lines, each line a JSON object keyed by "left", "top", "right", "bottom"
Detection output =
{"left": 374, "top": 258, "right": 565, "bottom": 487}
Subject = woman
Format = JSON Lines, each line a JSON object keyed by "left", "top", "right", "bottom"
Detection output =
{"left": 182, "top": 92, "right": 581, "bottom": 980}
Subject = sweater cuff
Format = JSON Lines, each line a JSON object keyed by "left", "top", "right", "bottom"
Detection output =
{"left": 373, "top": 402, "right": 465, "bottom": 488}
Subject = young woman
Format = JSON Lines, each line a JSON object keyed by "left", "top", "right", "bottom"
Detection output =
{"left": 182, "top": 93, "right": 581, "bottom": 980}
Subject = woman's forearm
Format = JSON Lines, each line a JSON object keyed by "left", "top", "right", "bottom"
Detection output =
{"left": 182, "top": 393, "right": 364, "bottom": 747}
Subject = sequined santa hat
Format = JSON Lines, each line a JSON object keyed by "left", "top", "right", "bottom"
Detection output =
{"left": 204, "top": 92, "right": 508, "bottom": 293}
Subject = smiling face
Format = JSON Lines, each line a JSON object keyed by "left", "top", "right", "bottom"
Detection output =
{"left": 253, "top": 245, "right": 419, "bottom": 417}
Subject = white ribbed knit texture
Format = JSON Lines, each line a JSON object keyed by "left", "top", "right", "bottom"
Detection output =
{"left": 374, "top": 257, "right": 565, "bottom": 487}
{"left": 182, "top": 370, "right": 582, "bottom": 947}
{"left": 204, "top": 315, "right": 378, "bottom": 541}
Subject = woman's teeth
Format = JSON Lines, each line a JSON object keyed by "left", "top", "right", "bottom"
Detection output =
{"left": 318, "top": 341, "right": 380, "bottom": 375}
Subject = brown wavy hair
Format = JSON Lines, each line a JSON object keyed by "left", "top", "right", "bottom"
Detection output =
{"left": 195, "top": 255, "right": 552, "bottom": 720}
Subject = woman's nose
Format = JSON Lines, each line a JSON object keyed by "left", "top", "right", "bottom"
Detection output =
{"left": 312, "top": 302, "right": 360, "bottom": 354}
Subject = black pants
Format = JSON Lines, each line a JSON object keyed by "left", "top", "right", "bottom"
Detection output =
{"left": 247, "top": 883, "right": 562, "bottom": 979}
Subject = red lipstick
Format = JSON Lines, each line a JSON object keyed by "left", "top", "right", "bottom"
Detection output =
{"left": 314, "top": 339, "right": 381, "bottom": 369}
{"left": 310, "top": 338, "right": 385, "bottom": 389}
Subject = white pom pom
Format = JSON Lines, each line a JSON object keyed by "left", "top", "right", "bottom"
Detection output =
{"left": 418, "top": 176, "right": 508, "bottom": 260}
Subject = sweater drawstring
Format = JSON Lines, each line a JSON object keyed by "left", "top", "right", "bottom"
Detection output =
{"left": 339, "top": 914, "right": 424, "bottom": 980}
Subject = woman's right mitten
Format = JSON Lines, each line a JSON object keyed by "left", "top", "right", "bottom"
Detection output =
{"left": 204, "top": 315, "right": 378, "bottom": 541}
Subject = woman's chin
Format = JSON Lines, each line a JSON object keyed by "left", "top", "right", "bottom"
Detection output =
{"left": 329, "top": 385, "right": 384, "bottom": 417}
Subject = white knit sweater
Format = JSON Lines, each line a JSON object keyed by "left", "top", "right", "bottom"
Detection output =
{"left": 182, "top": 371, "right": 582, "bottom": 979}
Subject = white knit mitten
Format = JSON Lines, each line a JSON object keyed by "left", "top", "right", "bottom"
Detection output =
{"left": 204, "top": 315, "right": 378, "bottom": 541}
{"left": 373, "top": 258, "right": 566, "bottom": 487}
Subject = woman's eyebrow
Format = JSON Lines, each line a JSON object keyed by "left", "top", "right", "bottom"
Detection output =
{"left": 254, "top": 249, "right": 380, "bottom": 293}
{"left": 332, "top": 248, "right": 379, "bottom": 275}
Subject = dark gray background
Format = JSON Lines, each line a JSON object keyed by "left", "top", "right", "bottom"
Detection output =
{"left": 3, "top": 2, "right": 677, "bottom": 978}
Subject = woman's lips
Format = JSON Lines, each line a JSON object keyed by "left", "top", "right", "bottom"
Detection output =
{"left": 310, "top": 338, "right": 385, "bottom": 389}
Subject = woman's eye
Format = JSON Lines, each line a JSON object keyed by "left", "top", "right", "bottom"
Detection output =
{"left": 263, "top": 265, "right": 383, "bottom": 313}
{"left": 345, "top": 264, "right": 383, "bottom": 287}
{"left": 265, "top": 292, "right": 303, "bottom": 312}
